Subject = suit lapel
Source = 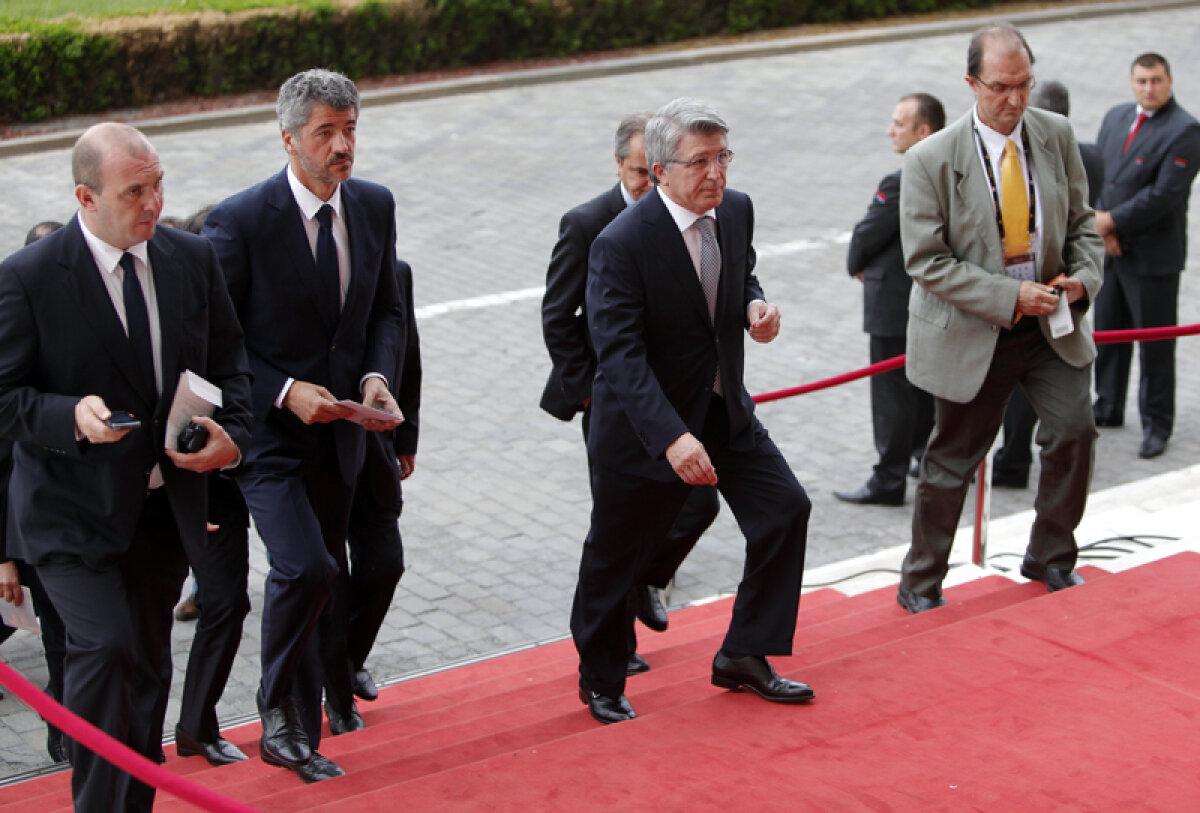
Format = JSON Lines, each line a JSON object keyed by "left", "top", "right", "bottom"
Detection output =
{"left": 266, "top": 172, "right": 339, "bottom": 336}
{"left": 642, "top": 188, "right": 714, "bottom": 327}
{"left": 950, "top": 116, "right": 1004, "bottom": 269}
{"left": 339, "top": 180, "right": 380, "bottom": 338}
{"left": 1024, "top": 113, "right": 1066, "bottom": 282}
{"left": 148, "top": 231, "right": 182, "bottom": 416}
{"left": 59, "top": 219, "right": 158, "bottom": 408}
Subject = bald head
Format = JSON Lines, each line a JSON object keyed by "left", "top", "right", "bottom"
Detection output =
{"left": 72, "top": 123, "right": 164, "bottom": 249}
{"left": 72, "top": 123, "right": 157, "bottom": 194}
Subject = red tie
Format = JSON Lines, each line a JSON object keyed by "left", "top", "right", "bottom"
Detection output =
{"left": 1123, "top": 112, "right": 1147, "bottom": 154}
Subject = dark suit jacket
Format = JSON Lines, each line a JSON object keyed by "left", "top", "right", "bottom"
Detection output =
{"left": 0, "top": 218, "right": 253, "bottom": 568}
{"left": 202, "top": 169, "right": 404, "bottom": 484}
{"left": 585, "top": 186, "right": 765, "bottom": 482}
{"left": 540, "top": 182, "right": 626, "bottom": 420}
{"left": 1079, "top": 142, "right": 1104, "bottom": 208}
{"left": 1096, "top": 96, "right": 1200, "bottom": 276}
{"left": 365, "top": 259, "right": 422, "bottom": 513}
{"left": 847, "top": 169, "right": 910, "bottom": 338}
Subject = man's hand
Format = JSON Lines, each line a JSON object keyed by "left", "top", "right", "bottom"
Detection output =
{"left": 360, "top": 377, "right": 403, "bottom": 432}
{"left": 747, "top": 301, "right": 781, "bottom": 344}
{"left": 165, "top": 416, "right": 240, "bottom": 472}
{"left": 1093, "top": 210, "right": 1116, "bottom": 236}
{"left": 1052, "top": 274, "right": 1087, "bottom": 305}
{"left": 0, "top": 561, "right": 21, "bottom": 606}
{"left": 284, "top": 381, "right": 351, "bottom": 424}
{"left": 1102, "top": 232, "right": 1122, "bottom": 256}
{"left": 1015, "top": 280, "right": 1064, "bottom": 318}
{"left": 75, "top": 395, "right": 135, "bottom": 445}
{"left": 398, "top": 454, "right": 416, "bottom": 480}
{"left": 665, "top": 432, "right": 718, "bottom": 485}
{"left": 852, "top": 272, "right": 864, "bottom": 282}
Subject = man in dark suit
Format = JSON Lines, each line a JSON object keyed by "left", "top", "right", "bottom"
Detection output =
{"left": 0, "top": 122, "right": 253, "bottom": 811}
{"left": 571, "top": 98, "right": 814, "bottom": 724}
{"left": 343, "top": 257, "right": 421, "bottom": 704}
{"left": 203, "top": 68, "right": 405, "bottom": 782}
{"left": 1092, "top": 52, "right": 1200, "bottom": 459}
{"left": 541, "top": 113, "right": 719, "bottom": 669}
{"left": 834, "top": 92, "right": 942, "bottom": 507}
{"left": 993, "top": 79, "right": 1105, "bottom": 488}
{"left": 896, "top": 24, "right": 1103, "bottom": 614}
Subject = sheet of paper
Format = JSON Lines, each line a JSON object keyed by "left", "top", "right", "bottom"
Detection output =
{"left": 335, "top": 400, "right": 404, "bottom": 428}
{"left": 165, "top": 370, "right": 223, "bottom": 450}
{"left": 0, "top": 587, "right": 41, "bottom": 634}
{"left": 1048, "top": 293, "right": 1074, "bottom": 338}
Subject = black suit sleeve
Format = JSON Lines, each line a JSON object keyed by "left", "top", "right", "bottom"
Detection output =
{"left": 846, "top": 172, "right": 900, "bottom": 276}
{"left": 542, "top": 209, "right": 598, "bottom": 407}
{"left": 1108, "top": 113, "right": 1200, "bottom": 234}
{"left": 392, "top": 260, "right": 421, "bottom": 457}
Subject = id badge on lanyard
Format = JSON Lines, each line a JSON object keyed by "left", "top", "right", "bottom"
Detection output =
{"left": 1004, "top": 246, "right": 1038, "bottom": 282}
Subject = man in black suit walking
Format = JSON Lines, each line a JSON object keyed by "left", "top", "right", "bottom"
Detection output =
{"left": 1093, "top": 52, "right": 1200, "bottom": 459}
{"left": 0, "top": 122, "right": 253, "bottom": 811}
{"left": 541, "top": 113, "right": 719, "bottom": 670}
{"left": 834, "top": 92, "right": 942, "bottom": 507}
{"left": 571, "top": 98, "right": 813, "bottom": 724}
{"left": 203, "top": 68, "right": 405, "bottom": 782}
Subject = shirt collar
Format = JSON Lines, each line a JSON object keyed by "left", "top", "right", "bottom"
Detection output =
{"left": 656, "top": 186, "right": 716, "bottom": 233}
{"left": 1135, "top": 104, "right": 1158, "bottom": 119}
{"left": 619, "top": 182, "right": 637, "bottom": 207}
{"left": 77, "top": 214, "right": 149, "bottom": 275}
{"left": 286, "top": 164, "right": 343, "bottom": 222}
{"left": 972, "top": 105, "right": 1025, "bottom": 156}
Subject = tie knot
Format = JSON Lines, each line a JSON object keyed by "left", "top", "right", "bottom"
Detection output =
{"left": 1004, "top": 138, "right": 1019, "bottom": 157}
{"left": 316, "top": 203, "right": 334, "bottom": 230}
{"left": 119, "top": 251, "right": 137, "bottom": 277}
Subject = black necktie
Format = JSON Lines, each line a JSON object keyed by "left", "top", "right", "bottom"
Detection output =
{"left": 315, "top": 203, "right": 341, "bottom": 319}
{"left": 120, "top": 252, "right": 157, "bottom": 397}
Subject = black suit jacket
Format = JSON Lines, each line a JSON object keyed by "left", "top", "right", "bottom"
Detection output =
{"left": 540, "top": 182, "right": 627, "bottom": 420}
{"left": 0, "top": 218, "right": 253, "bottom": 568}
{"left": 202, "top": 169, "right": 404, "bottom": 484}
{"left": 1096, "top": 96, "right": 1200, "bottom": 276}
{"left": 364, "top": 259, "right": 422, "bottom": 513}
{"left": 846, "top": 169, "right": 911, "bottom": 338}
{"left": 585, "top": 186, "right": 764, "bottom": 482}
{"left": 1079, "top": 142, "right": 1105, "bottom": 208}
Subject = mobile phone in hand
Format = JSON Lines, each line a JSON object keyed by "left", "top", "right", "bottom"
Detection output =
{"left": 104, "top": 411, "right": 141, "bottom": 431}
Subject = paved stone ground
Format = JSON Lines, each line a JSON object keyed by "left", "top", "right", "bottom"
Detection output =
{"left": 1, "top": 0, "right": 1199, "bottom": 780}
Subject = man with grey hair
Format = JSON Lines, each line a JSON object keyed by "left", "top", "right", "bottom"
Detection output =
{"left": 203, "top": 67, "right": 407, "bottom": 782}
{"left": 571, "top": 97, "right": 813, "bottom": 724}
{"left": 896, "top": 23, "right": 1103, "bottom": 614}
{"left": 0, "top": 122, "right": 252, "bottom": 810}
{"left": 541, "top": 113, "right": 719, "bottom": 666}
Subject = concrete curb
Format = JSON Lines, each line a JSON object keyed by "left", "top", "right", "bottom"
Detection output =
{"left": 1, "top": 0, "right": 1194, "bottom": 158}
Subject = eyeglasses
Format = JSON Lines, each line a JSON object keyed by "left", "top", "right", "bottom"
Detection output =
{"left": 666, "top": 150, "right": 734, "bottom": 171}
{"left": 972, "top": 76, "right": 1036, "bottom": 96}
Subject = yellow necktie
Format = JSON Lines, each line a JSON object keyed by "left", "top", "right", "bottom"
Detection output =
{"left": 1000, "top": 138, "right": 1030, "bottom": 257}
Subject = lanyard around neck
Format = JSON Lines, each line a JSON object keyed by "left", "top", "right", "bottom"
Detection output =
{"left": 974, "top": 125, "right": 1037, "bottom": 244}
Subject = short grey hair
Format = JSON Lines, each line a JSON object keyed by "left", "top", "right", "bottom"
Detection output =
{"left": 644, "top": 97, "right": 728, "bottom": 184}
{"left": 614, "top": 112, "right": 651, "bottom": 160}
{"left": 277, "top": 68, "right": 360, "bottom": 135}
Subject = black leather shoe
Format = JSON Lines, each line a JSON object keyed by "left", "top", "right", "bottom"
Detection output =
{"left": 257, "top": 689, "right": 311, "bottom": 769}
{"left": 175, "top": 725, "right": 248, "bottom": 766}
{"left": 46, "top": 726, "right": 67, "bottom": 763}
{"left": 1139, "top": 434, "right": 1168, "bottom": 459}
{"left": 290, "top": 751, "right": 345, "bottom": 783}
{"left": 578, "top": 678, "right": 636, "bottom": 724}
{"left": 991, "top": 469, "right": 1029, "bottom": 489}
{"left": 833, "top": 482, "right": 904, "bottom": 506}
{"left": 352, "top": 668, "right": 379, "bottom": 702}
{"left": 324, "top": 698, "right": 365, "bottom": 735}
{"left": 635, "top": 584, "right": 669, "bottom": 632}
{"left": 896, "top": 584, "right": 946, "bottom": 614}
{"left": 626, "top": 653, "right": 650, "bottom": 675}
{"left": 710, "top": 651, "right": 814, "bottom": 703}
{"left": 1093, "top": 413, "right": 1123, "bottom": 428}
{"left": 1020, "top": 554, "right": 1085, "bottom": 592}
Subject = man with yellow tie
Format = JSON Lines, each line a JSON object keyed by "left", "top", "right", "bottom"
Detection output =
{"left": 893, "top": 22, "right": 1104, "bottom": 613}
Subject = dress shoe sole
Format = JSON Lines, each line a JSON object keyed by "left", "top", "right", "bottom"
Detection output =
{"left": 711, "top": 674, "right": 814, "bottom": 703}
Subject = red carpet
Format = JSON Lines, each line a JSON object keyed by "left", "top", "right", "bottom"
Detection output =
{"left": 5, "top": 553, "right": 1199, "bottom": 811}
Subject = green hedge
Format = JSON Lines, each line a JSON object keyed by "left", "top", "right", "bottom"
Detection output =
{"left": 0, "top": 0, "right": 987, "bottom": 123}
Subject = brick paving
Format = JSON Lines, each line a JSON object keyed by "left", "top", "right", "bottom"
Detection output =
{"left": 0, "top": 0, "right": 1198, "bottom": 780}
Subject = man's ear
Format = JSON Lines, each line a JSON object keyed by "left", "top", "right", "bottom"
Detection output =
{"left": 74, "top": 183, "right": 95, "bottom": 212}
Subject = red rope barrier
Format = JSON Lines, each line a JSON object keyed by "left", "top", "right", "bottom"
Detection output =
{"left": 0, "top": 659, "right": 258, "bottom": 812}
{"left": 754, "top": 323, "right": 1200, "bottom": 404}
